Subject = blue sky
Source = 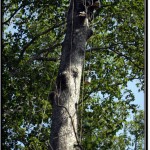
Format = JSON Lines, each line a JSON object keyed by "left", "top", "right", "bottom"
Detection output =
{"left": 127, "top": 80, "right": 144, "bottom": 110}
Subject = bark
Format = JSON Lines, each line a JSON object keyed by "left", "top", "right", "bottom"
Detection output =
{"left": 49, "top": 0, "right": 93, "bottom": 149}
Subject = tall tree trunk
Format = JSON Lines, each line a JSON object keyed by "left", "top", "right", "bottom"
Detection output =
{"left": 49, "top": 0, "right": 93, "bottom": 149}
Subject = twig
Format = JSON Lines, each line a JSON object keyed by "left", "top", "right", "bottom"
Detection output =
{"left": 18, "top": 21, "right": 65, "bottom": 63}
{"left": 3, "top": 2, "right": 34, "bottom": 25}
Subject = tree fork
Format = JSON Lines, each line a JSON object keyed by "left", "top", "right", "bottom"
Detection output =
{"left": 49, "top": 0, "right": 93, "bottom": 149}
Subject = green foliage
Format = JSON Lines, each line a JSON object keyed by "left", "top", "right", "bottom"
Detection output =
{"left": 2, "top": 0, "right": 144, "bottom": 149}
{"left": 110, "top": 110, "right": 144, "bottom": 150}
{"left": 127, "top": 110, "right": 144, "bottom": 149}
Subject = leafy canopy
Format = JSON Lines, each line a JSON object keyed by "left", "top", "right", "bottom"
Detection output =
{"left": 2, "top": 0, "right": 144, "bottom": 149}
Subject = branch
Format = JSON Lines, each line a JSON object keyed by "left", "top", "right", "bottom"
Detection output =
{"left": 86, "top": 47, "right": 108, "bottom": 52}
{"left": 94, "top": 0, "right": 119, "bottom": 18}
{"left": 27, "top": 43, "right": 61, "bottom": 64}
{"left": 30, "top": 57, "right": 59, "bottom": 62}
{"left": 18, "top": 21, "right": 65, "bottom": 63}
{"left": 36, "top": 43, "right": 62, "bottom": 56}
{"left": 3, "top": 2, "right": 33, "bottom": 25}
{"left": 86, "top": 46, "right": 144, "bottom": 70}
{"left": 3, "top": 6, "right": 23, "bottom": 25}
{"left": 78, "top": 75, "right": 142, "bottom": 106}
{"left": 110, "top": 49, "right": 144, "bottom": 70}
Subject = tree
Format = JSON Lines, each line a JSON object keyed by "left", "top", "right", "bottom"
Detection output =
{"left": 49, "top": 0, "right": 100, "bottom": 149}
{"left": 2, "top": 0, "right": 144, "bottom": 149}
{"left": 127, "top": 110, "right": 144, "bottom": 150}
{"left": 109, "top": 110, "right": 144, "bottom": 150}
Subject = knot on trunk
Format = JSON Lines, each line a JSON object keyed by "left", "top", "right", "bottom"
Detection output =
{"left": 86, "top": 28, "right": 93, "bottom": 40}
{"left": 57, "top": 71, "right": 69, "bottom": 90}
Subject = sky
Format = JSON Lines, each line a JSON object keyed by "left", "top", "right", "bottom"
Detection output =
{"left": 127, "top": 80, "right": 144, "bottom": 110}
{"left": 125, "top": 80, "right": 144, "bottom": 123}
